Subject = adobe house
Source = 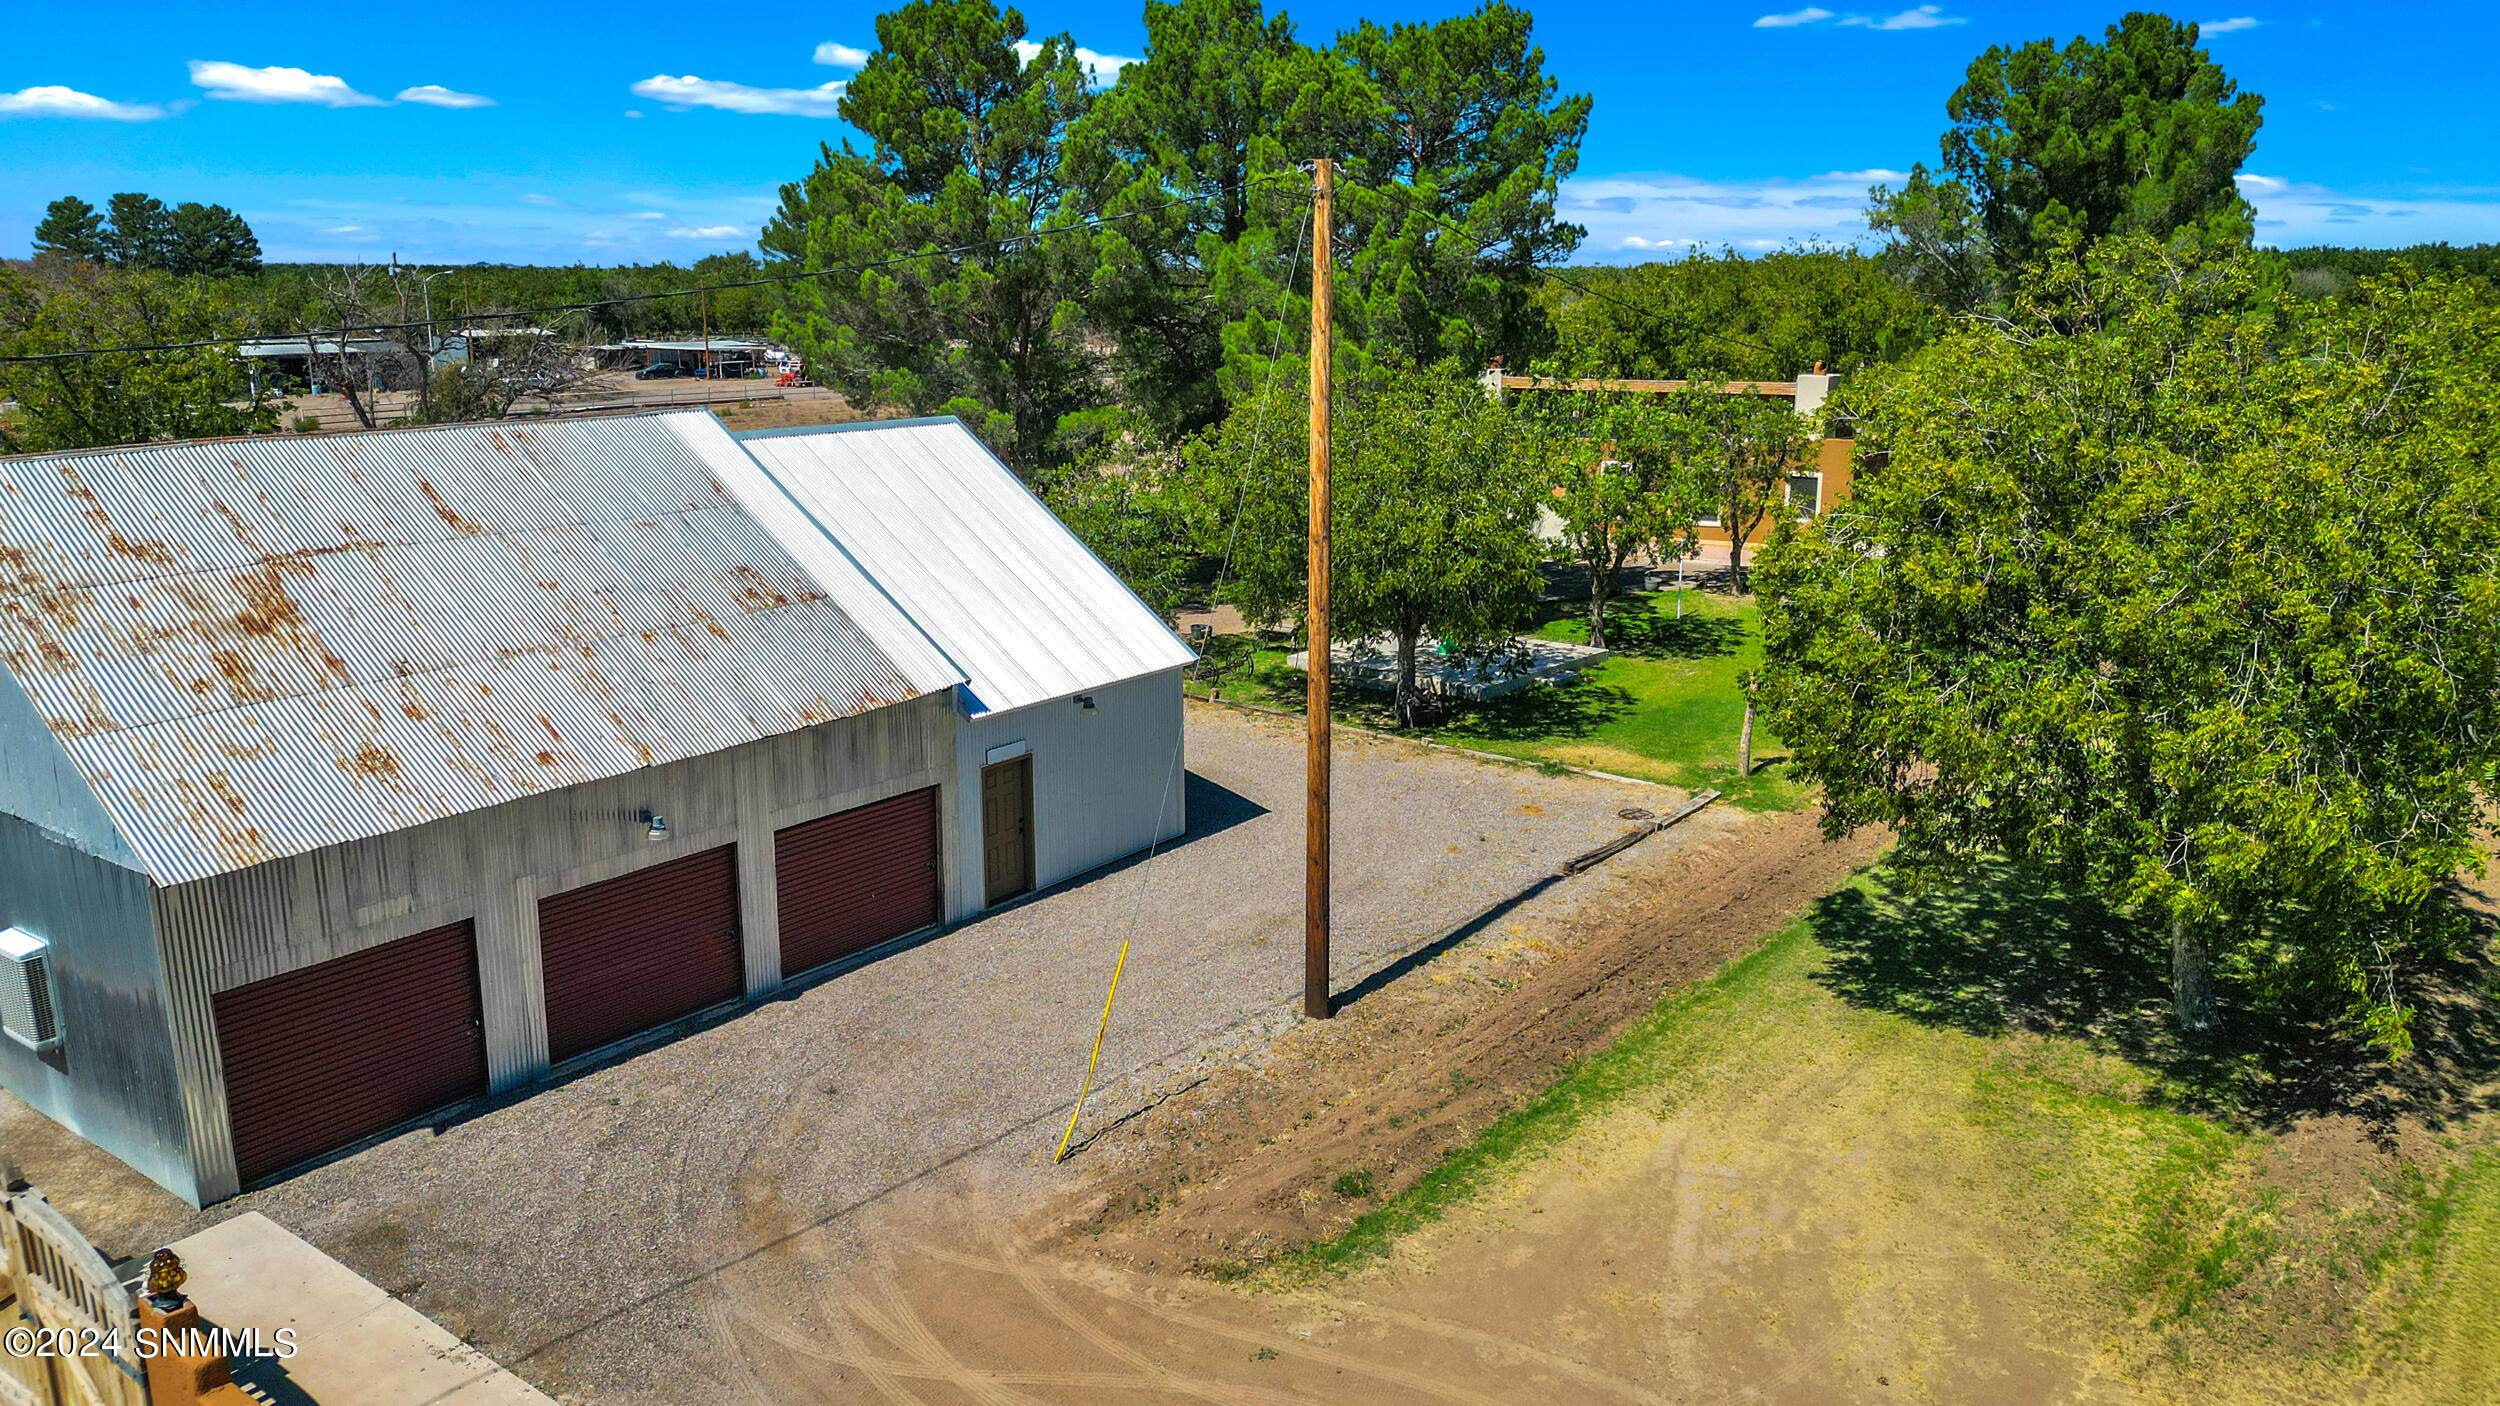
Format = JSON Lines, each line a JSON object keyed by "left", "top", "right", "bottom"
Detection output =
{"left": 1484, "top": 365, "right": 1854, "bottom": 541}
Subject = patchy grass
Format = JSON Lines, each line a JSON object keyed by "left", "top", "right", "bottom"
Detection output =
{"left": 1239, "top": 861, "right": 2500, "bottom": 1399}
{"left": 1187, "top": 589, "right": 1806, "bottom": 810}
{"left": 2383, "top": 1150, "right": 2500, "bottom": 1403}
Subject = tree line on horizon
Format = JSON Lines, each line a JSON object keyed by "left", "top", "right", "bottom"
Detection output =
{"left": 33, "top": 193, "right": 262, "bottom": 277}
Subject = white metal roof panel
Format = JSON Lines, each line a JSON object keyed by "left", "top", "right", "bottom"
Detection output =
{"left": 0, "top": 411, "right": 963, "bottom": 883}
{"left": 737, "top": 419, "right": 1195, "bottom": 717}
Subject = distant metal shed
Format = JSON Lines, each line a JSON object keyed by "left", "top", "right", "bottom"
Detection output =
{"left": 739, "top": 418, "right": 1193, "bottom": 910}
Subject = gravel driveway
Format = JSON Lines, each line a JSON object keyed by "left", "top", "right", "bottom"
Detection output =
{"left": 4, "top": 702, "right": 1717, "bottom": 1401}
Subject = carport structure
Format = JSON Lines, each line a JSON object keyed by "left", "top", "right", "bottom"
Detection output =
{"left": 0, "top": 411, "right": 970, "bottom": 1204}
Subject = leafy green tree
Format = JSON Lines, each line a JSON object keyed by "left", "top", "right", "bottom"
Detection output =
{"left": 166, "top": 202, "right": 263, "bottom": 275}
{"left": 32, "top": 197, "right": 107, "bottom": 263}
{"left": 1039, "top": 421, "right": 1216, "bottom": 624}
{"left": 1518, "top": 380, "right": 1710, "bottom": 647}
{"left": 1330, "top": 2, "right": 1591, "bottom": 372}
{"left": 1682, "top": 381, "right": 1817, "bottom": 592}
{"left": 1206, "top": 357, "right": 1544, "bottom": 724}
{"left": 767, "top": 0, "right": 1098, "bottom": 467}
{"left": 1750, "top": 236, "right": 2500, "bottom": 1046}
{"left": 1063, "top": 0, "right": 1586, "bottom": 436}
{"left": 0, "top": 263, "right": 284, "bottom": 451}
{"left": 101, "top": 193, "right": 175, "bottom": 271}
{"left": 1548, "top": 246, "right": 1939, "bottom": 382}
{"left": 1868, "top": 12, "right": 2264, "bottom": 307}
{"left": 1062, "top": 0, "right": 1337, "bottom": 438}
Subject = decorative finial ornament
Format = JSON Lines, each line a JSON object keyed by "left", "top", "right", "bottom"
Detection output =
{"left": 145, "top": 1248, "right": 187, "bottom": 1307}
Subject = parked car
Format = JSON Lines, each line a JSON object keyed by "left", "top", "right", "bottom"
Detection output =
{"left": 635, "top": 363, "right": 686, "bottom": 380}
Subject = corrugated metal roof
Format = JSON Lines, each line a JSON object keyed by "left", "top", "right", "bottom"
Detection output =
{"left": 0, "top": 411, "right": 964, "bottom": 884}
{"left": 737, "top": 418, "right": 1196, "bottom": 717}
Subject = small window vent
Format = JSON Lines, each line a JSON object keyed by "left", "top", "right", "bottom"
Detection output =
{"left": 0, "top": 928, "right": 61, "bottom": 1054}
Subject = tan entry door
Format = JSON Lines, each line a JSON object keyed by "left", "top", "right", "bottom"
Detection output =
{"left": 981, "top": 756, "right": 1033, "bottom": 905}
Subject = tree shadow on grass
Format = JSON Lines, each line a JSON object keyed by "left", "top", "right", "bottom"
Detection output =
{"left": 1540, "top": 593, "right": 1747, "bottom": 660}
{"left": 1809, "top": 861, "right": 2500, "bottom": 1138}
{"left": 1425, "top": 680, "right": 1637, "bottom": 746}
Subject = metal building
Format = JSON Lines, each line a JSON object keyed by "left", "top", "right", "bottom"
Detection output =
{"left": 738, "top": 419, "right": 1194, "bottom": 911}
{"left": 0, "top": 411, "right": 992, "bottom": 1204}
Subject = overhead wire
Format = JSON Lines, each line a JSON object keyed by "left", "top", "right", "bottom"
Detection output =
{"left": 1051, "top": 186, "right": 1315, "bottom": 1166}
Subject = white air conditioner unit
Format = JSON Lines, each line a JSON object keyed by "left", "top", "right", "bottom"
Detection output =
{"left": 0, "top": 928, "right": 61, "bottom": 1055}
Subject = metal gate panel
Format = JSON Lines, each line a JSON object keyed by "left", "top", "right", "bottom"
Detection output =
{"left": 776, "top": 788, "right": 941, "bottom": 979}
{"left": 538, "top": 845, "right": 742, "bottom": 1064}
{"left": 212, "top": 922, "right": 487, "bottom": 1185}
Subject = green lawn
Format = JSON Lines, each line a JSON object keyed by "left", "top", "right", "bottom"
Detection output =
{"left": 1255, "top": 861, "right": 2500, "bottom": 1401}
{"left": 1186, "top": 588, "right": 1806, "bottom": 809}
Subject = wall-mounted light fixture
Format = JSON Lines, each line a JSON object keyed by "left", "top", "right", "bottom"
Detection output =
{"left": 639, "top": 808, "right": 669, "bottom": 842}
{"left": 1074, "top": 694, "right": 1096, "bottom": 711}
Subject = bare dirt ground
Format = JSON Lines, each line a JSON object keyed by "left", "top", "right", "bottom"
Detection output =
{"left": 691, "top": 817, "right": 2500, "bottom": 1406}
{"left": 697, "top": 808, "right": 1904, "bottom": 1405}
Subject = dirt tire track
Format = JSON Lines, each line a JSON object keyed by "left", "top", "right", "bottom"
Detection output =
{"left": 1068, "top": 806, "right": 1888, "bottom": 1269}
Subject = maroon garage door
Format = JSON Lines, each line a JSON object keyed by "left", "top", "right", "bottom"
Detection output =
{"left": 539, "top": 845, "right": 743, "bottom": 1064}
{"left": 212, "top": 921, "right": 489, "bottom": 1185}
{"left": 776, "top": 787, "right": 943, "bottom": 979}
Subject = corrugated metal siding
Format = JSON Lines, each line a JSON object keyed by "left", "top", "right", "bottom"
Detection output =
{"left": 211, "top": 920, "right": 487, "bottom": 1184}
{"left": 953, "top": 668, "right": 1186, "bottom": 911}
{"left": 0, "top": 812, "right": 191, "bottom": 1203}
{"left": 153, "top": 691, "right": 959, "bottom": 1202}
{"left": 774, "top": 787, "right": 940, "bottom": 978}
{"left": 738, "top": 419, "right": 1197, "bottom": 717}
{"left": 537, "top": 843, "right": 742, "bottom": 1064}
{"left": 0, "top": 412, "right": 964, "bottom": 885}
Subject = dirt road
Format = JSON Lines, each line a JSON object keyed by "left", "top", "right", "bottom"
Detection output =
{"left": 699, "top": 807, "right": 1903, "bottom": 1405}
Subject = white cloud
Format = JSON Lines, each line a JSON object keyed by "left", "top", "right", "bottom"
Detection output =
{"left": 397, "top": 84, "right": 494, "bottom": 108}
{"left": 814, "top": 42, "right": 873, "bottom": 68}
{"left": 623, "top": 109, "right": 643, "bottom": 119}
{"left": 1012, "top": 40, "right": 1138, "bottom": 84}
{"left": 668, "top": 225, "right": 745, "bottom": 239}
{"left": 1561, "top": 169, "right": 1899, "bottom": 261}
{"left": 521, "top": 193, "right": 566, "bottom": 207}
{"left": 624, "top": 210, "right": 667, "bottom": 220}
{"left": 1754, "top": 7, "right": 1834, "bottom": 26}
{"left": 628, "top": 74, "right": 846, "bottom": 117}
{"left": 0, "top": 85, "right": 168, "bottom": 120}
{"left": 1838, "top": 6, "right": 1964, "bottom": 29}
{"left": 2238, "top": 170, "right": 2500, "bottom": 246}
{"left": 189, "top": 60, "right": 383, "bottom": 107}
{"left": 2201, "top": 17, "right": 2262, "bottom": 33}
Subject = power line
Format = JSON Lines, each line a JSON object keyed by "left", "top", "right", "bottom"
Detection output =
{"left": 0, "top": 179, "right": 1299, "bottom": 367}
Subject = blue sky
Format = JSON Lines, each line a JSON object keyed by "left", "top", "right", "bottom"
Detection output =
{"left": 1, "top": 2, "right": 2492, "bottom": 267}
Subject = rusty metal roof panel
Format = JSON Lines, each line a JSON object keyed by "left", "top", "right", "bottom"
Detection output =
{"left": 0, "top": 410, "right": 964, "bottom": 884}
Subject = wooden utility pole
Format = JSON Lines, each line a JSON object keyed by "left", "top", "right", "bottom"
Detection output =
{"left": 1305, "top": 158, "right": 1336, "bottom": 1021}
